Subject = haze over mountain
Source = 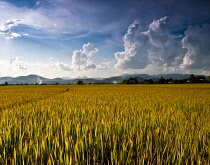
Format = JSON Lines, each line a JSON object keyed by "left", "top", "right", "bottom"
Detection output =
{"left": 0, "top": 73, "right": 204, "bottom": 84}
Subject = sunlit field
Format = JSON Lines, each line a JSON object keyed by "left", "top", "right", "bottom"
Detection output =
{"left": 0, "top": 84, "right": 210, "bottom": 164}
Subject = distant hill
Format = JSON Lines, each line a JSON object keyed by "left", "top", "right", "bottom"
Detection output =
{"left": 152, "top": 74, "right": 192, "bottom": 80}
{"left": 0, "top": 73, "right": 207, "bottom": 84}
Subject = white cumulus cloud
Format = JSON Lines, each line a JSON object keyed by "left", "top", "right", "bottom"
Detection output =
{"left": 0, "top": 19, "right": 23, "bottom": 33}
{"left": 58, "top": 63, "right": 72, "bottom": 71}
{"left": 6, "top": 32, "right": 22, "bottom": 39}
{"left": 0, "top": 19, "right": 24, "bottom": 39}
{"left": 72, "top": 43, "right": 98, "bottom": 71}
{"left": 181, "top": 24, "right": 210, "bottom": 70}
{"left": 18, "top": 65, "right": 27, "bottom": 70}
{"left": 9, "top": 56, "right": 27, "bottom": 70}
{"left": 145, "top": 16, "right": 186, "bottom": 67}
{"left": 145, "top": 16, "right": 171, "bottom": 48}
{"left": 115, "top": 16, "right": 187, "bottom": 71}
{"left": 10, "top": 56, "right": 20, "bottom": 64}
{"left": 114, "top": 20, "right": 150, "bottom": 69}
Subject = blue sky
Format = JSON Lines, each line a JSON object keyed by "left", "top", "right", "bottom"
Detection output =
{"left": 0, "top": 0, "right": 210, "bottom": 78}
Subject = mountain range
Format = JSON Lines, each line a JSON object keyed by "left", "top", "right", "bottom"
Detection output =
{"left": 0, "top": 73, "right": 205, "bottom": 84}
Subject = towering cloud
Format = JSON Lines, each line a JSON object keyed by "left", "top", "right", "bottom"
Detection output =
{"left": 145, "top": 16, "right": 186, "bottom": 67}
{"left": 181, "top": 24, "right": 210, "bottom": 70}
{"left": 114, "top": 20, "right": 150, "bottom": 69}
{"left": 145, "top": 16, "right": 171, "bottom": 48}
{"left": 114, "top": 16, "right": 196, "bottom": 71}
{"left": 72, "top": 43, "right": 98, "bottom": 71}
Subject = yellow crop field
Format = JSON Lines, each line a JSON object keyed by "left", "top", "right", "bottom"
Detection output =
{"left": 0, "top": 84, "right": 210, "bottom": 164}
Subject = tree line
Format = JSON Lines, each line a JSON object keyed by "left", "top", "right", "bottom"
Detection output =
{"left": 122, "top": 74, "right": 210, "bottom": 84}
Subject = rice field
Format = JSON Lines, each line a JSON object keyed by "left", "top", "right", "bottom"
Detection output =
{"left": 0, "top": 84, "right": 210, "bottom": 164}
